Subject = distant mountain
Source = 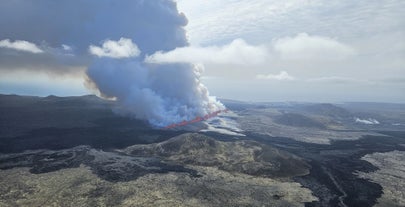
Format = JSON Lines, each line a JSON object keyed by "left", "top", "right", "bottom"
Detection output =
{"left": 299, "top": 103, "right": 353, "bottom": 119}
{"left": 273, "top": 113, "right": 326, "bottom": 129}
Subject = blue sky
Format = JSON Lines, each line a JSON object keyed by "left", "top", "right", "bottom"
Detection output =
{"left": 0, "top": 0, "right": 404, "bottom": 102}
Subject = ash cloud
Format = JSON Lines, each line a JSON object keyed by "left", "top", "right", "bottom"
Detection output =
{"left": 0, "top": 0, "right": 188, "bottom": 55}
{"left": 0, "top": 0, "right": 189, "bottom": 75}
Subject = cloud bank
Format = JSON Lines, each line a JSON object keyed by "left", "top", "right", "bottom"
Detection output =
{"left": 147, "top": 33, "right": 355, "bottom": 67}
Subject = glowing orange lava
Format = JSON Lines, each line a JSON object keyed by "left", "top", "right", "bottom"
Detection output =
{"left": 163, "top": 109, "right": 228, "bottom": 129}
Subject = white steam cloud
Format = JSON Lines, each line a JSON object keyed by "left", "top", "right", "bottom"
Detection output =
{"left": 355, "top": 117, "right": 380, "bottom": 125}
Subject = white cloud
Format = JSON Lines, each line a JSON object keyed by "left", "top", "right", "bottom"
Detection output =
{"left": 0, "top": 39, "right": 43, "bottom": 53}
{"left": 145, "top": 39, "right": 268, "bottom": 65}
{"left": 62, "top": 44, "right": 72, "bottom": 51}
{"left": 89, "top": 38, "right": 140, "bottom": 58}
{"left": 256, "top": 71, "right": 295, "bottom": 81}
{"left": 274, "top": 33, "right": 356, "bottom": 60}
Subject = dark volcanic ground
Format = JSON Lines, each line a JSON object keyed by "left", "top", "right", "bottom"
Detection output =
{"left": 1, "top": 94, "right": 405, "bottom": 207}
{"left": 2, "top": 129, "right": 404, "bottom": 206}
{"left": 202, "top": 130, "right": 405, "bottom": 207}
{"left": 250, "top": 132, "right": 405, "bottom": 207}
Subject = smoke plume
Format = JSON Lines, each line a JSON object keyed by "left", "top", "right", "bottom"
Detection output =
{"left": 87, "top": 49, "right": 224, "bottom": 126}
{"left": 83, "top": 2, "right": 224, "bottom": 127}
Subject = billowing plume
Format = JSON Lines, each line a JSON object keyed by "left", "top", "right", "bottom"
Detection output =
{"left": 87, "top": 57, "right": 224, "bottom": 126}
{"left": 82, "top": 2, "right": 224, "bottom": 127}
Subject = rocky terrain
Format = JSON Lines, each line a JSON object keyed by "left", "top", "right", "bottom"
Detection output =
{"left": 123, "top": 133, "right": 310, "bottom": 178}
{"left": 0, "top": 134, "right": 316, "bottom": 207}
{"left": 0, "top": 165, "right": 317, "bottom": 207}
{"left": 357, "top": 151, "right": 405, "bottom": 207}
{"left": 227, "top": 101, "right": 403, "bottom": 144}
{"left": 1, "top": 94, "right": 405, "bottom": 207}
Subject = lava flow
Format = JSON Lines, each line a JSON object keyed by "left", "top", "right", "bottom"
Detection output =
{"left": 163, "top": 109, "right": 228, "bottom": 129}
